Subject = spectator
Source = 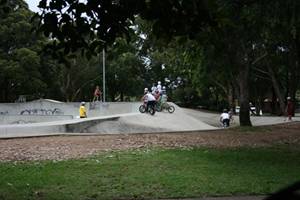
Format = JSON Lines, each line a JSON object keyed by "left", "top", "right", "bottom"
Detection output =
{"left": 286, "top": 97, "right": 294, "bottom": 121}
{"left": 93, "top": 85, "right": 102, "bottom": 102}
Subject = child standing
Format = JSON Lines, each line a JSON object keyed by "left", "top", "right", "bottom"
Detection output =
{"left": 79, "top": 102, "right": 87, "bottom": 118}
{"left": 93, "top": 85, "right": 102, "bottom": 102}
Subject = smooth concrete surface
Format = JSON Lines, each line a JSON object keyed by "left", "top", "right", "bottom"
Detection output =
{"left": 0, "top": 99, "right": 141, "bottom": 122}
{"left": 0, "top": 115, "right": 73, "bottom": 124}
{"left": 0, "top": 100, "right": 299, "bottom": 138}
{"left": 0, "top": 114, "right": 127, "bottom": 138}
{"left": 183, "top": 108, "right": 300, "bottom": 127}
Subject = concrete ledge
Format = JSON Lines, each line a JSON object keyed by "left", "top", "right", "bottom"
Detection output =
{"left": 0, "top": 115, "right": 122, "bottom": 138}
{"left": 65, "top": 117, "right": 119, "bottom": 133}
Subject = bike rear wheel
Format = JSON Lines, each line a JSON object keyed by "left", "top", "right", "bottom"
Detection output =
{"left": 149, "top": 106, "right": 155, "bottom": 115}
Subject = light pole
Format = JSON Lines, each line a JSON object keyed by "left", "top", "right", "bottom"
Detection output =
{"left": 102, "top": 48, "right": 106, "bottom": 102}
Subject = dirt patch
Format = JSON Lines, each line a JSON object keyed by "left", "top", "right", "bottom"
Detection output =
{"left": 0, "top": 122, "right": 300, "bottom": 162}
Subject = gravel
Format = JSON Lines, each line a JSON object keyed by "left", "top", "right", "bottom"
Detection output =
{"left": 0, "top": 122, "right": 299, "bottom": 162}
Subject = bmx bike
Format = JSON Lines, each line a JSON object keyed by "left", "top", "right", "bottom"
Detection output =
{"left": 156, "top": 102, "right": 175, "bottom": 113}
{"left": 139, "top": 103, "right": 156, "bottom": 115}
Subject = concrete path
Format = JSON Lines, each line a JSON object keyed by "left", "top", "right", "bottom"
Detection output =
{"left": 183, "top": 108, "right": 300, "bottom": 127}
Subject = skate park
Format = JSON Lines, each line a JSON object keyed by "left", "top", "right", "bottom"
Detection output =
{"left": 0, "top": 99, "right": 299, "bottom": 138}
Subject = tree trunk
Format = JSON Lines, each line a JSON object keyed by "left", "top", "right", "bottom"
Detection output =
{"left": 267, "top": 64, "right": 285, "bottom": 115}
{"left": 289, "top": 38, "right": 300, "bottom": 105}
{"left": 120, "top": 92, "right": 124, "bottom": 102}
{"left": 228, "top": 85, "right": 235, "bottom": 111}
{"left": 71, "top": 88, "right": 81, "bottom": 102}
{"left": 110, "top": 92, "right": 115, "bottom": 102}
{"left": 237, "top": 64, "right": 252, "bottom": 126}
{"left": 65, "top": 73, "right": 71, "bottom": 102}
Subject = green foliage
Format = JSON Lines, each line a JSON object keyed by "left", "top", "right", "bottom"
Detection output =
{"left": 105, "top": 37, "right": 144, "bottom": 101}
{"left": 172, "top": 86, "right": 200, "bottom": 108}
{"left": 0, "top": 0, "right": 47, "bottom": 102}
{"left": 35, "top": 0, "right": 213, "bottom": 56}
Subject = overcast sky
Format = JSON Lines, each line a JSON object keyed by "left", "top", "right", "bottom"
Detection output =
{"left": 26, "top": 0, "right": 40, "bottom": 12}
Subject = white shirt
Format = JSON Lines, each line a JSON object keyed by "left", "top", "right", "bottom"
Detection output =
{"left": 220, "top": 113, "right": 229, "bottom": 121}
{"left": 146, "top": 93, "right": 156, "bottom": 101}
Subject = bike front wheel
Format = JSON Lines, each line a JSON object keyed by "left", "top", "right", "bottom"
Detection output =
{"left": 139, "top": 105, "right": 146, "bottom": 113}
{"left": 167, "top": 105, "right": 175, "bottom": 113}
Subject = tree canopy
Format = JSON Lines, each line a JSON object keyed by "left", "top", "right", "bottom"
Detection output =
{"left": 0, "top": 0, "right": 299, "bottom": 126}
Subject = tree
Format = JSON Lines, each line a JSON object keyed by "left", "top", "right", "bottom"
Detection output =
{"left": 0, "top": 0, "right": 47, "bottom": 102}
{"left": 105, "top": 37, "right": 144, "bottom": 101}
{"left": 36, "top": 0, "right": 300, "bottom": 126}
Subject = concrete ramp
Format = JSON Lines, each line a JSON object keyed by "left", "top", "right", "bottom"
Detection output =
{"left": 85, "top": 107, "right": 216, "bottom": 134}
{"left": 0, "top": 101, "right": 217, "bottom": 137}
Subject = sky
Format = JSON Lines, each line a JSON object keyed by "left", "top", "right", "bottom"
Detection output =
{"left": 25, "top": 0, "right": 40, "bottom": 12}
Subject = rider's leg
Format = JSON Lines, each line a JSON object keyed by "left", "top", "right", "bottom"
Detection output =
{"left": 148, "top": 101, "right": 155, "bottom": 111}
{"left": 224, "top": 119, "right": 230, "bottom": 127}
{"left": 146, "top": 101, "right": 150, "bottom": 112}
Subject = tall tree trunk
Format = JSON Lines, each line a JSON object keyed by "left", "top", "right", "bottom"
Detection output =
{"left": 120, "top": 92, "right": 124, "bottom": 102}
{"left": 237, "top": 64, "right": 252, "bottom": 126}
{"left": 228, "top": 83, "right": 237, "bottom": 114}
{"left": 110, "top": 92, "right": 115, "bottom": 102}
{"left": 65, "top": 72, "right": 71, "bottom": 102}
{"left": 290, "top": 39, "right": 300, "bottom": 100}
{"left": 267, "top": 64, "right": 285, "bottom": 115}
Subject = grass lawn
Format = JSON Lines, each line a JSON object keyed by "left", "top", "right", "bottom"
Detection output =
{"left": 0, "top": 147, "right": 300, "bottom": 200}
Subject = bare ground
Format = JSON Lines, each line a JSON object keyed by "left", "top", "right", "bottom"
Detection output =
{"left": 0, "top": 122, "right": 300, "bottom": 162}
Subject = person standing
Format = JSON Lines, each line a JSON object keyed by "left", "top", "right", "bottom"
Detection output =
{"left": 93, "top": 85, "right": 102, "bottom": 102}
{"left": 79, "top": 102, "right": 87, "bottom": 118}
{"left": 286, "top": 97, "right": 294, "bottom": 121}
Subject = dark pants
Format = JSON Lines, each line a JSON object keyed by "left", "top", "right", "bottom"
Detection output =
{"left": 147, "top": 101, "right": 156, "bottom": 112}
{"left": 222, "top": 119, "right": 230, "bottom": 127}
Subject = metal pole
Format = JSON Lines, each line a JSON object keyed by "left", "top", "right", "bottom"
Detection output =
{"left": 102, "top": 48, "right": 106, "bottom": 102}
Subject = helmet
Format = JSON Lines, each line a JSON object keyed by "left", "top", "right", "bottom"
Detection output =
{"left": 81, "top": 102, "right": 85, "bottom": 105}
{"left": 287, "top": 96, "right": 291, "bottom": 100}
{"left": 162, "top": 86, "right": 166, "bottom": 89}
{"left": 158, "top": 81, "right": 161, "bottom": 85}
{"left": 144, "top": 88, "right": 148, "bottom": 91}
